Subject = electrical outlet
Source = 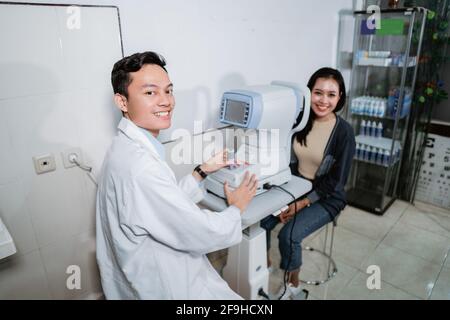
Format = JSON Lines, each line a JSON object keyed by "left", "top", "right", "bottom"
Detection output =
{"left": 33, "top": 154, "right": 56, "bottom": 175}
{"left": 62, "top": 148, "right": 83, "bottom": 169}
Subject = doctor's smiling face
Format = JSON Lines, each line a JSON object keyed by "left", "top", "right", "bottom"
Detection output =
{"left": 112, "top": 52, "right": 175, "bottom": 137}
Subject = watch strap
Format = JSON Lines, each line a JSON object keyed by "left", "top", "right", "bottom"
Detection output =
{"left": 194, "top": 165, "right": 207, "bottom": 178}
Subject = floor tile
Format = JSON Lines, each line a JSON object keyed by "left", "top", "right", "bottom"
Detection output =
{"left": 268, "top": 273, "right": 284, "bottom": 298}
{"left": 306, "top": 294, "right": 320, "bottom": 300}
{"left": 414, "top": 201, "right": 450, "bottom": 216}
{"left": 247, "top": 199, "right": 449, "bottom": 300}
{"left": 361, "top": 243, "right": 442, "bottom": 299}
{"left": 338, "top": 271, "right": 420, "bottom": 300}
{"left": 383, "top": 200, "right": 409, "bottom": 222}
{"left": 300, "top": 256, "right": 359, "bottom": 300}
{"left": 429, "top": 267, "right": 450, "bottom": 300}
{"left": 39, "top": 230, "right": 101, "bottom": 300}
{"left": 309, "top": 227, "right": 379, "bottom": 270}
{"left": 339, "top": 206, "right": 397, "bottom": 242}
{"left": 0, "top": 251, "right": 51, "bottom": 299}
{"left": 399, "top": 204, "right": 450, "bottom": 239}
{"left": 381, "top": 222, "right": 450, "bottom": 265}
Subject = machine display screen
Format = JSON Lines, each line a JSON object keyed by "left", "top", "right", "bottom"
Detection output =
{"left": 224, "top": 100, "right": 247, "bottom": 124}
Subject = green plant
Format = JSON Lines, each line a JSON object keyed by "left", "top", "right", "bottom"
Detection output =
{"left": 415, "top": 5, "right": 449, "bottom": 106}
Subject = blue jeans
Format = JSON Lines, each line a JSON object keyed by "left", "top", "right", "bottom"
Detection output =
{"left": 260, "top": 203, "right": 333, "bottom": 271}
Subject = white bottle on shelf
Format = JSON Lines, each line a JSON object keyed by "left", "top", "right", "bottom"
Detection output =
{"left": 380, "top": 99, "right": 387, "bottom": 118}
{"left": 383, "top": 149, "right": 390, "bottom": 167}
{"left": 372, "top": 121, "right": 378, "bottom": 137}
{"left": 357, "top": 97, "right": 363, "bottom": 114}
{"left": 366, "top": 145, "right": 371, "bottom": 162}
{"left": 377, "top": 148, "right": 384, "bottom": 165}
{"left": 352, "top": 97, "right": 359, "bottom": 114}
{"left": 368, "top": 146, "right": 374, "bottom": 162}
{"left": 377, "top": 122, "right": 383, "bottom": 138}
{"left": 373, "top": 99, "right": 378, "bottom": 117}
{"left": 366, "top": 120, "right": 372, "bottom": 136}
{"left": 360, "top": 120, "right": 366, "bottom": 136}
{"left": 377, "top": 99, "right": 384, "bottom": 118}
{"left": 374, "top": 147, "right": 381, "bottom": 164}
{"left": 362, "top": 144, "right": 368, "bottom": 161}
{"left": 370, "top": 97, "right": 375, "bottom": 116}
{"left": 364, "top": 97, "right": 370, "bottom": 116}
{"left": 356, "top": 143, "right": 362, "bottom": 160}
{"left": 373, "top": 99, "right": 379, "bottom": 117}
{"left": 368, "top": 100, "right": 375, "bottom": 117}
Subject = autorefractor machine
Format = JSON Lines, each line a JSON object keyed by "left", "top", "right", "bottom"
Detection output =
{"left": 201, "top": 81, "right": 313, "bottom": 299}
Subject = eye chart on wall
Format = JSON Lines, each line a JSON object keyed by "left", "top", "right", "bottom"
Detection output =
{"left": 415, "top": 133, "right": 450, "bottom": 209}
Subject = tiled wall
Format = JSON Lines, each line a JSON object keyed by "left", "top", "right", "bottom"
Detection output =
{"left": 0, "top": 4, "right": 122, "bottom": 299}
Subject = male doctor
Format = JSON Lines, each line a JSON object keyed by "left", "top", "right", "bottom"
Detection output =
{"left": 96, "top": 51, "right": 258, "bottom": 300}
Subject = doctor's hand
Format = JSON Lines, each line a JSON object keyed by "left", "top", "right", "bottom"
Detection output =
{"left": 200, "top": 149, "right": 234, "bottom": 174}
{"left": 224, "top": 172, "right": 258, "bottom": 213}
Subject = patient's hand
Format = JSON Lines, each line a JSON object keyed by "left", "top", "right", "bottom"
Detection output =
{"left": 279, "top": 199, "right": 311, "bottom": 223}
{"left": 279, "top": 204, "right": 297, "bottom": 223}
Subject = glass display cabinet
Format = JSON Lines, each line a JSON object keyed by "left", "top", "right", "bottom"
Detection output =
{"left": 345, "top": 7, "right": 427, "bottom": 215}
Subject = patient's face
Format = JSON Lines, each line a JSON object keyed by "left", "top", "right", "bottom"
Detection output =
{"left": 311, "top": 78, "right": 340, "bottom": 121}
{"left": 123, "top": 64, "right": 175, "bottom": 137}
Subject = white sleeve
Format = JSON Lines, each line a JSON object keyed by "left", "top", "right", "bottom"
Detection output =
{"left": 122, "top": 163, "right": 242, "bottom": 255}
{"left": 177, "top": 174, "right": 205, "bottom": 204}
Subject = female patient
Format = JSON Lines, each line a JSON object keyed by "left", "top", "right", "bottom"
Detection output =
{"left": 261, "top": 67, "right": 355, "bottom": 293}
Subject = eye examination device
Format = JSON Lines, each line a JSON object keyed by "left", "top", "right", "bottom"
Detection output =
{"left": 204, "top": 81, "right": 311, "bottom": 197}
{"left": 200, "top": 81, "right": 312, "bottom": 300}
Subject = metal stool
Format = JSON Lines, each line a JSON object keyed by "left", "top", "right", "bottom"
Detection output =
{"left": 299, "top": 220, "right": 338, "bottom": 286}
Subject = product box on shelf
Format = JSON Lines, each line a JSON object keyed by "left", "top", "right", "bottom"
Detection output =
{"left": 387, "top": 87, "right": 412, "bottom": 118}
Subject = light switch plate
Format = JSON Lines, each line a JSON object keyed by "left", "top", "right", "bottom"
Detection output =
{"left": 33, "top": 154, "right": 56, "bottom": 175}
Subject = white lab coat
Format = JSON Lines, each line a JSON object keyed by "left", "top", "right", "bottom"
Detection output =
{"left": 96, "top": 118, "right": 243, "bottom": 300}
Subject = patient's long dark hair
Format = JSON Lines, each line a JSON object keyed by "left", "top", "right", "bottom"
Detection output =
{"left": 294, "top": 67, "right": 346, "bottom": 146}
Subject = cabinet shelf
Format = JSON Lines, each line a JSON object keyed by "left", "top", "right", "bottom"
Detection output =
{"left": 345, "top": 7, "right": 427, "bottom": 215}
{"left": 346, "top": 188, "right": 396, "bottom": 215}
{"left": 353, "top": 156, "right": 400, "bottom": 168}
{"left": 355, "top": 135, "right": 401, "bottom": 150}
{"left": 356, "top": 57, "right": 417, "bottom": 68}
{"left": 350, "top": 112, "right": 407, "bottom": 120}
{"left": 350, "top": 92, "right": 412, "bottom": 120}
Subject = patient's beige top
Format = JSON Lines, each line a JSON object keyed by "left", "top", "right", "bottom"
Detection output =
{"left": 293, "top": 117, "right": 336, "bottom": 180}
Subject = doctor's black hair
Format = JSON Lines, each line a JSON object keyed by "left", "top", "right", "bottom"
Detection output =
{"left": 111, "top": 51, "right": 167, "bottom": 98}
{"left": 294, "top": 67, "right": 346, "bottom": 147}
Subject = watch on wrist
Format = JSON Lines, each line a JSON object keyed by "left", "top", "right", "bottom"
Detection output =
{"left": 194, "top": 165, "right": 208, "bottom": 179}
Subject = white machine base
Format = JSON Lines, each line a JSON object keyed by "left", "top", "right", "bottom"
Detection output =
{"left": 222, "top": 224, "right": 269, "bottom": 300}
{"left": 200, "top": 176, "right": 313, "bottom": 299}
{"left": 205, "top": 168, "right": 292, "bottom": 199}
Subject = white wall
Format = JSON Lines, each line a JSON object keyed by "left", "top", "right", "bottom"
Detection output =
{"left": 0, "top": 3, "right": 122, "bottom": 299}
{"left": 6, "top": 0, "right": 354, "bottom": 142}
{"left": 0, "top": 0, "right": 353, "bottom": 299}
